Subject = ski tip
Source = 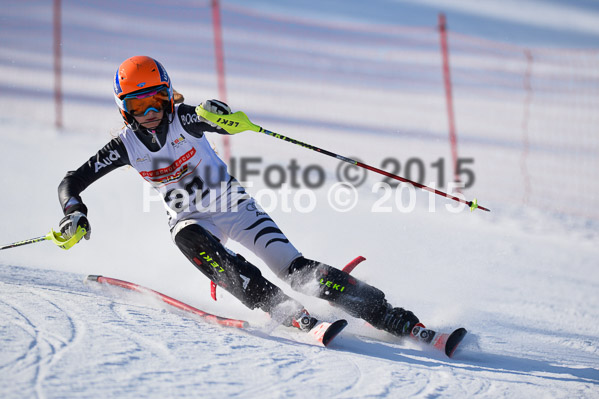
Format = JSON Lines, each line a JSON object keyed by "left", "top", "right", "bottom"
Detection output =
{"left": 445, "top": 327, "right": 467, "bottom": 358}
{"left": 86, "top": 275, "right": 101, "bottom": 282}
{"left": 322, "top": 319, "right": 348, "bottom": 347}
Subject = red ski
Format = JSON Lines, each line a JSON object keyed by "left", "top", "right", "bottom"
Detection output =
{"left": 86, "top": 275, "right": 347, "bottom": 347}
{"left": 410, "top": 324, "right": 468, "bottom": 358}
{"left": 306, "top": 319, "right": 348, "bottom": 347}
{"left": 341, "top": 256, "right": 468, "bottom": 357}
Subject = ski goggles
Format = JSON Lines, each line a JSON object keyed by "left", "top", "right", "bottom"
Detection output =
{"left": 122, "top": 86, "right": 170, "bottom": 117}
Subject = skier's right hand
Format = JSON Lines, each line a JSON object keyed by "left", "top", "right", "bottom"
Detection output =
{"left": 59, "top": 211, "right": 91, "bottom": 241}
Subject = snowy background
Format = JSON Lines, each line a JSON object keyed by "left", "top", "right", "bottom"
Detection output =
{"left": 1, "top": 0, "right": 598, "bottom": 398}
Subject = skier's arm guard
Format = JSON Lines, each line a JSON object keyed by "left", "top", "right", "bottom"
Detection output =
{"left": 58, "top": 137, "right": 130, "bottom": 214}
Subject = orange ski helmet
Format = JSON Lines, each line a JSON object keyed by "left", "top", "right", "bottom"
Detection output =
{"left": 113, "top": 56, "right": 174, "bottom": 125}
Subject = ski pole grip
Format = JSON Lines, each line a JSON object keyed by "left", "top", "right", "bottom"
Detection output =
{"left": 195, "top": 105, "right": 262, "bottom": 134}
{"left": 47, "top": 226, "right": 87, "bottom": 250}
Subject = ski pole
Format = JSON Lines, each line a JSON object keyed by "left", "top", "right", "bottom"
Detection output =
{"left": 0, "top": 226, "right": 87, "bottom": 251}
{"left": 196, "top": 105, "right": 490, "bottom": 212}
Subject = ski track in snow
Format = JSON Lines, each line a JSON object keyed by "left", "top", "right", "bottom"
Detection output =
{"left": 0, "top": 280, "right": 81, "bottom": 398}
{"left": 0, "top": 264, "right": 597, "bottom": 398}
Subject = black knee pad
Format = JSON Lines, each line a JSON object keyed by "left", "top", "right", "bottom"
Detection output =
{"left": 175, "top": 224, "right": 230, "bottom": 281}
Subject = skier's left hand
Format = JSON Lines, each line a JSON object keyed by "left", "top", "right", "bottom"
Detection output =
{"left": 203, "top": 99, "right": 230, "bottom": 115}
{"left": 59, "top": 211, "right": 91, "bottom": 241}
{"left": 199, "top": 99, "right": 231, "bottom": 128}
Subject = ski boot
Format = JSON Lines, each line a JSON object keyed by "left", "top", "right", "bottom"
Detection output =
{"left": 374, "top": 304, "right": 420, "bottom": 337}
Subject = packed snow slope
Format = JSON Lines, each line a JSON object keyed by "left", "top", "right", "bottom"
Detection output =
{"left": 1, "top": 252, "right": 597, "bottom": 399}
{"left": 0, "top": 116, "right": 598, "bottom": 398}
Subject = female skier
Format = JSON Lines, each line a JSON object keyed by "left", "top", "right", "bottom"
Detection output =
{"left": 58, "top": 55, "right": 419, "bottom": 335}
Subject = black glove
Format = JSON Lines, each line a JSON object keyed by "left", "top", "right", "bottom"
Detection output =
{"left": 59, "top": 211, "right": 91, "bottom": 240}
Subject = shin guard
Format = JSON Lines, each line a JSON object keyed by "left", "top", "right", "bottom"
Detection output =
{"left": 175, "top": 224, "right": 294, "bottom": 314}
{"left": 286, "top": 257, "right": 388, "bottom": 324}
